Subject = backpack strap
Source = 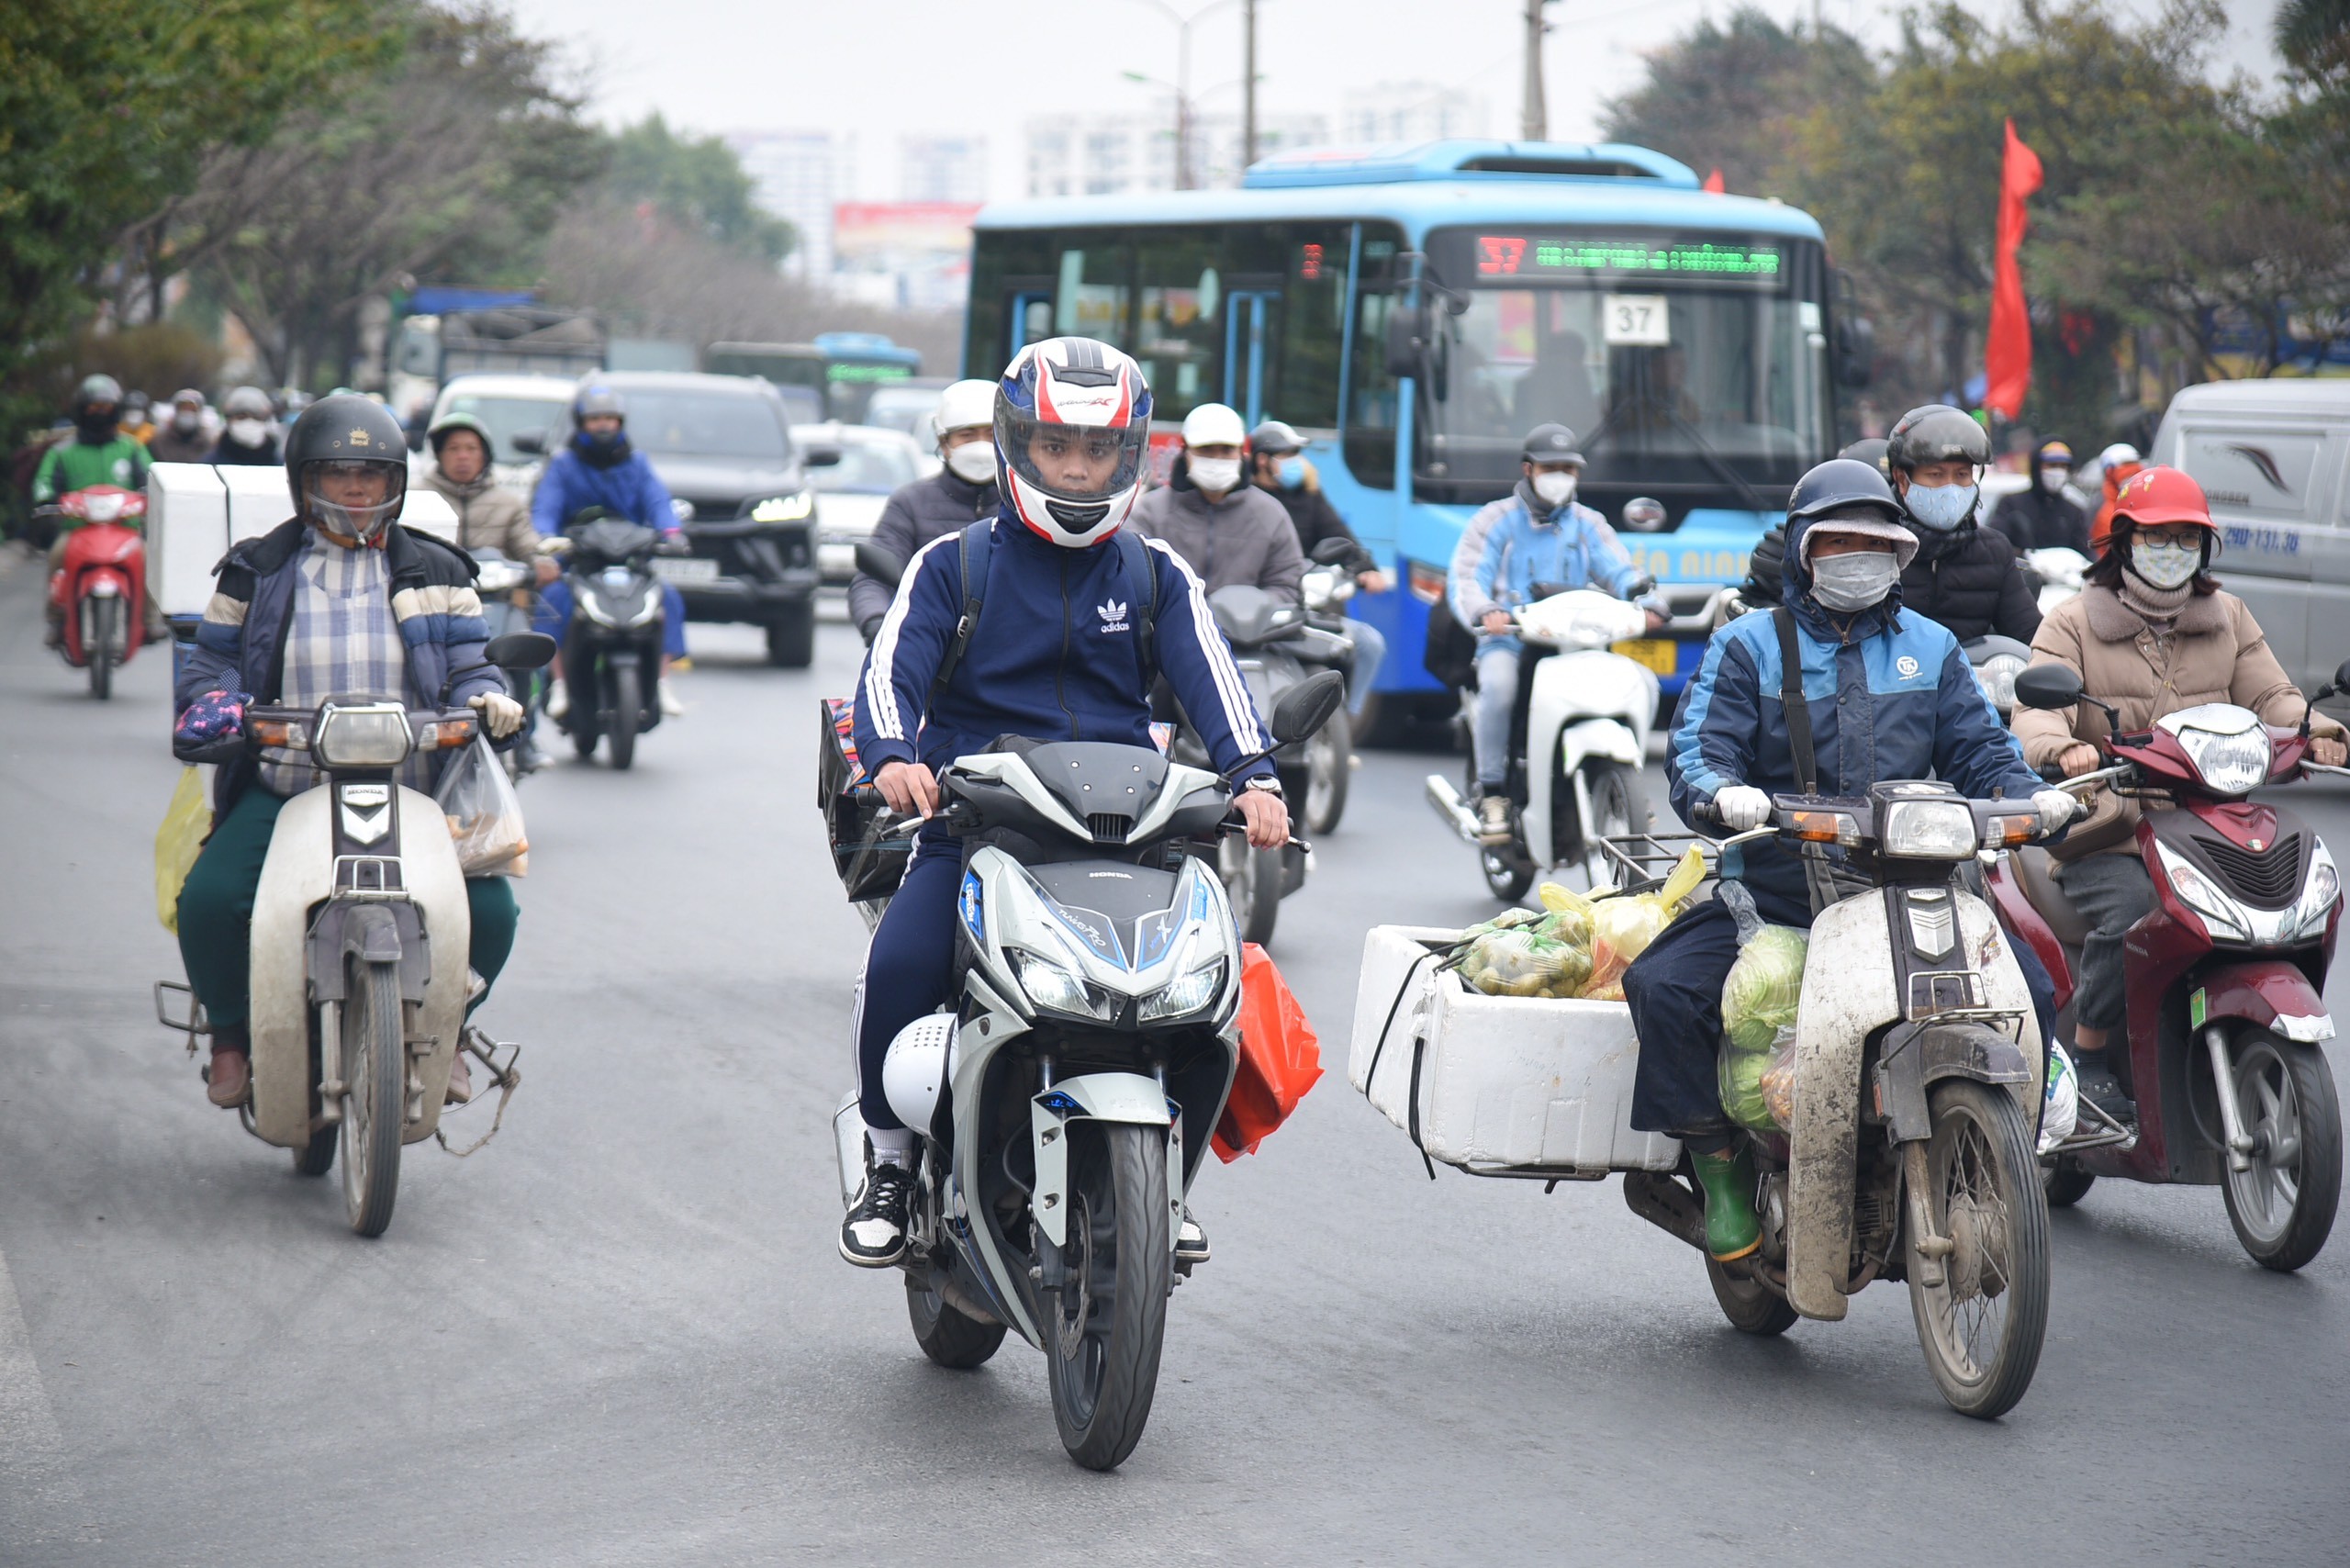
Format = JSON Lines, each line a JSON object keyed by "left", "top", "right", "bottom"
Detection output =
{"left": 1772, "top": 607, "right": 1818, "bottom": 793}
{"left": 930, "top": 521, "right": 994, "bottom": 706}
{"left": 1113, "top": 529, "right": 1158, "bottom": 682}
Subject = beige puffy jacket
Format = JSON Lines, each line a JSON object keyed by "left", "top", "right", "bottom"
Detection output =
{"left": 2014, "top": 584, "right": 2345, "bottom": 860}
{"left": 419, "top": 465, "right": 538, "bottom": 565}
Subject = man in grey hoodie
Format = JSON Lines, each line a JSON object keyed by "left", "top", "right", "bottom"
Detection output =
{"left": 1132, "top": 402, "right": 1305, "bottom": 601}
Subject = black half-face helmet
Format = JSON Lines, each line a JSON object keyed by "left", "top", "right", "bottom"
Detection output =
{"left": 285, "top": 394, "right": 409, "bottom": 539}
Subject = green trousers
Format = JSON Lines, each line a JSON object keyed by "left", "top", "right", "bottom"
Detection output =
{"left": 175, "top": 786, "right": 519, "bottom": 1032}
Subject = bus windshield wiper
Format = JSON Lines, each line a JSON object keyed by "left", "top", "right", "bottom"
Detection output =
{"left": 1581, "top": 395, "right": 1769, "bottom": 515}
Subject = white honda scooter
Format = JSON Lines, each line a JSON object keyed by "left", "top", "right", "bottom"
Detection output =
{"left": 1427, "top": 588, "right": 1660, "bottom": 899}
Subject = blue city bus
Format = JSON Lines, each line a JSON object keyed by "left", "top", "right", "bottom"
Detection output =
{"left": 963, "top": 140, "right": 1866, "bottom": 723}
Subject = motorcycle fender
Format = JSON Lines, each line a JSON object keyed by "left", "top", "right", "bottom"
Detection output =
{"left": 2195, "top": 962, "right": 2333, "bottom": 1044}
{"left": 1785, "top": 892, "right": 1900, "bottom": 1321}
{"left": 305, "top": 901, "right": 431, "bottom": 1003}
{"left": 1032, "top": 1071, "right": 1174, "bottom": 1249}
{"left": 1560, "top": 716, "right": 1642, "bottom": 772}
{"left": 1875, "top": 1022, "right": 2032, "bottom": 1144}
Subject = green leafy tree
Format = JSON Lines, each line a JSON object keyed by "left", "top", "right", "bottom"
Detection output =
{"left": 597, "top": 115, "right": 794, "bottom": 266}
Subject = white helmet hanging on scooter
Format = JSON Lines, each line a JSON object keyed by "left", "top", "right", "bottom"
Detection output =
{"left": 993, "top": 336, "right": 1154, "bottom": 549}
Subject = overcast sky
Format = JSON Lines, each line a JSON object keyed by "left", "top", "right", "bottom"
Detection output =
{"left": 502, "top": 0, "right": 2290, "bottom": 203}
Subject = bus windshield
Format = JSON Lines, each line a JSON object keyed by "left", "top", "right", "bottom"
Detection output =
{"left": 1416, "top": 227, "right": 1832, "bottom": 502}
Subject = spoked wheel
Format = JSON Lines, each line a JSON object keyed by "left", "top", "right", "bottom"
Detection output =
{"left": 1906, "top": 1081, "right": 2049, "bottom": 1419}
{"left": 338, "top": 955, "right": 406, "bottom": 1238}
{"left": 2219, "top": 1031, "right": 2342, "bottom": 1271}
{"left": 608, "top": 665, "right": 641, "bottom": 770}
{"left": 1576, "top": 760, "right": 1645, "bottom": 888}
{"left": 2042, "top": 1158, "right": 2096, "bottom": 1208}
{"left": 1706, "top": 1254, "right": 1797, "bottom": 1337}
{"left": 907, "top": 1276, "right": 1006, "bottom": 1369}
{"left": 1218, "top": 834, "right": 1281, "bottom": 946}
{"left": 1045, "top": 1123, "right": 1172, "bottom": 1471}
{"left": 1304, "top": 705, "right": 1350, "bottom": 834}
{"left": 86, "top": 596, "right": 117, "bottom": 700}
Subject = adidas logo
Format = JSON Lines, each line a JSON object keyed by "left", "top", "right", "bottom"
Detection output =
{"left": 1097, "top": 599, "right": 1130, "bottom": 633}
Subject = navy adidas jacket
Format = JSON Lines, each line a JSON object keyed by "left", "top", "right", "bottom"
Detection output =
{"left": 855, "top": 514, "right": 1275, "bottom": 785}
{"left": 1667, "top": 509, "right": 2042, "bottom": 924}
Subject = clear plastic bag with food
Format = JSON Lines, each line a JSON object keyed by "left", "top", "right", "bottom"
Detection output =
{"left": 433, "top": 736, "right": 529, "bottom": 877}
{"left": 1578, "top": 847, "right": 1707, "bottom": 999}
{"left": 1713, "top": 880, "right": 1809, "bottom": 1130}
{"left": 2038, "top": 1042, "right": 2078, "bottom": 1155}
{"left": 1456, "top": 928, "right": 1577, "bottom": 997}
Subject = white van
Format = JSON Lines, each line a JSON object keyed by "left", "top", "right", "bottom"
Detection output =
{"left": 2150, "top": 379, "right": 2350, "bottom": 694}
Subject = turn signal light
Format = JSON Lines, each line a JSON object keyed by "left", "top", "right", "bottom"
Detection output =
{"left": 1983, "top": 812, "right": 2035, "bottom": 847}
{"left": 1407, "top": 560, "right": 1447, "bottom": 605}
{"left": 249, "top": 718, "right": 307, "bottom": 749}
{"left": 1788, "top": 810, "right": 1860, "bottom": 847}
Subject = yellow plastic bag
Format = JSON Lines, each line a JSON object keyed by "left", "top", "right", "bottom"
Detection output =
{"left": 1579, "top": 848, "right": 1708, "bottom": 998}
{"left": 155, "top": 767, "right": 208, "bottom": 934}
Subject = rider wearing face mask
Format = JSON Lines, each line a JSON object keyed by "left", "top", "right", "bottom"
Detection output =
{"left": 1248, "top": 419, "right": 1391, "bottom": 717}
{"left": 207, "top": 386, "right": 283, "bottom": 466}
{"left": 848, "top": 378, "right": 1002, "bottom": 644}
{"left": 2013, "top": 466, "right": 2349, "bottom": 1119}
{"left": 1131, "top": 402, "right": 1305, "bottom": 602}
{"left": 169, "top": 396, "right": 526, "bottom": 1113}
{"left": 1627, "top": 457, "right": 2075, "bottom": 1260}
{"left": 842, "top": 340, "right": 1285, "bottom": 1270}
{"left": 1885, "top": 404, "right": 2041, "bottom": 644}
{"left": 1448, "top": 422, "right": 1665, "bottom": 844}
{"left": 149, "top": 388, "right": 217, "bottom": 464}
{"left": 33, "top": 375, "right": 159, "bottom": 646}
{"left": 1986, "top": 437, "right": 2090, "bottom": 554}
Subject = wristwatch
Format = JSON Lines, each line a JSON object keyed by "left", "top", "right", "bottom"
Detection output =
{"left": 1241, "top": 775, "right": 1284, "bottom": 797}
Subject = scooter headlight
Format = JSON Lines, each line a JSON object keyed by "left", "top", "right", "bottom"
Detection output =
{"left": 311, "top": 701, "right": 414, "bottom": 768}
{"left": 1140, "top": 957, "right": 1226, "bottom": 1024}
{"left": 1012, "top": 949, "right": 1118, "bottom": 1022}
{"left": 1972, "top": 653, "right": 2025, "bottom": 717}
{"left": 2282, "top": 843, "right": 2340, "bottom": 944}
{"left": 576, "top": 588, "right": 619, "bottom": 628}
{"left": 2173, "top": 723, "right": 2271, "bottom": 797}
{"left": 2154, "top": 840, "right": 2253, "bottom": 943}
{"left": 1880, "top": 800, "right": 1977, "bottom": 861}
{"left": 624, "top": 595, "right": 662, "bottom": 628}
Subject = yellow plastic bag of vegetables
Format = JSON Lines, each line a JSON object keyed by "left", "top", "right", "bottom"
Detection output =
{"left": 1568, "top": 847, "right": 1707, "bottom": 1001}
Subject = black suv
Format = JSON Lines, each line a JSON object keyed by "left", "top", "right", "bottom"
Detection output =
{"left": 554, "top": 372, "right": 834, "bottom": 666}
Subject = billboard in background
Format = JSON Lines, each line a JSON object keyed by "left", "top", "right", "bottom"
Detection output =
{"left": 832, "top": 202, "right": 980, "bottom": 312}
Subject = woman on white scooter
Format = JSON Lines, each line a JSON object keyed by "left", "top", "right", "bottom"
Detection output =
{"left": 2014, "top": 466, "right": 2348, "bottom": 1119}
{"left": 170, "top": 397, "right": 527, "bottom": 1112}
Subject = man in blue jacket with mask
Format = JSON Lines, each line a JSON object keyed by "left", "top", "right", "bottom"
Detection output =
{"left": 1623, "top": 458, "right": 2076, "bottom": 1261}
{"left": 841, "top": 337, "right": 1287, "bottom": 1270}
{"left": 532, "top": 383, "right": 689, "bottom": 716}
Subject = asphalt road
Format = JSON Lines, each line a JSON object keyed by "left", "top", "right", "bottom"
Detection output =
{"left": 3, "top": 548, "right": 2346, "bottom": 1565}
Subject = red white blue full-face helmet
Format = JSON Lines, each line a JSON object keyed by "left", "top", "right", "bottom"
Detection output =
{"left": 993, "top": 336, "right": 1153, "bottom": 549}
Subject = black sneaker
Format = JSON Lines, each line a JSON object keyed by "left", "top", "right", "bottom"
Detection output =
{"left": 1175, "top": 1207, "right": 1209, "bottom": 1268}
{"left": 2072, "top": 1053, "right": 2137, "bottom": 1126}
{"left": 839, "top": 1158, "right": 914, "bottom": 1268}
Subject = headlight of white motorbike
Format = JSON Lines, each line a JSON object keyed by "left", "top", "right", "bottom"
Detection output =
{"left": 2282, "top": 844, "right": 2341, "bottom": 944}
{"left": 577, "top": 591, "right": 618, "bottom": 628}
{"left": 625, "top": 594, "right": 662, "bottom": 628}
{"left": 1140, "top": 957, "right": 1226, "bottom": 1024}
{"left": 752, "top": 491, "right": 814, "bottom": 523}
{"left": 2173, "top": 723, "right": 2271, "bottom": 796}
{"left": 2154, "top": 840, "right": 2252, "bottom": 943}
{"left": 1012, "top": 949, "right": 1118, "bottom": 1022}
{"left": 311, "top": 702, "right": 414, "bottom": 768}
{"left": 1880, "top": 800, "right": 1977, "bottom": 860}
{"left": 1972, "top": 654, "right": 2025, "bottom": 714}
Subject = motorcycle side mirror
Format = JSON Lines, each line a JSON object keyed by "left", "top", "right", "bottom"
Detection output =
{"left": 855, "top": 541, "right": 907, "bottom": 588}
{"left": 1384, "top": 298, "right": 1433, "bottom": 380}
{"left": 510, "top": 427, "right": 548, "bottom": 456}
{"left": 2010, "top": 663, "right": 2085, "bottom": 711}
{"left": 802, "top": 443, "right": 843, "bottom": 468}
{"left": 1270, "top": 668, "right": 1347, "bottom": 746}
{"left": 1310, "top": 537, "right": 1358, "bottom": 567}
{"left": 483, "top": 632, "right": 557, "bottom": 670}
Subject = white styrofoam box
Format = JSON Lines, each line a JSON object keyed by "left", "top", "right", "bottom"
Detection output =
{"left": 149, "top": 463, "right": 229, "bottom": 618}
{"left": 1348, "top": 924, "right": 1682, "bottom": 1174}
{"left": 222, "top": 463, "right": 295, "bottom": 548}
{"left": 400, "top": 487, "right": 459, "bottom": 544}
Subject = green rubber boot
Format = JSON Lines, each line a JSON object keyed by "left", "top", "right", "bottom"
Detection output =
{"left": 1691, "top": 1146, "right": 1762, "bottom": 1261}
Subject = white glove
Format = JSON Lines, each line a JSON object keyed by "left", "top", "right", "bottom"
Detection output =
{"left": 469, "top": 691, "right": 526, "bottom": 739}
{"left": 2032, "top": 788, "right": 2079, "bottom": 834}
{"left": 1716, "top": 785, "right": 1772, "bottom": 832}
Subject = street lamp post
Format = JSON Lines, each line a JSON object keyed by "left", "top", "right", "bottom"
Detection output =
{"left": 1123, "top": 0, "right": 1243, "bottom": 190}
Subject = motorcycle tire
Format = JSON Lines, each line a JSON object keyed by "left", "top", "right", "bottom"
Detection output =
{"left": 2042, "top": 1159, "right": 2095, "bottom": 1208}
{"left": 609, "top": 665, "right": 641, "bottom": 771}
{"left": 339, "top": 955, "right": 405, "bottom": 1238}
{"left": 87, "top": 596, "right": 117, "bottom": 701}
{"left": 293, "top": 1123, "right": 337, "bottom": 1178}
{"left": 767, "top": 601, "right": 816, "bottom": 668}
{"left": 1481, "top": 847, "right": 1534, "bottom": 903}
{"left": 1304, "top": 704, "right": 1351, "bottom": 834}
{"left": 1576, "top": 760, "right": 1646, "bottom": 888}
{"left": 1045, "top": 1122, "right": 1171, "bottom": 1472}
{"left": 1706, "top": 1254, "right": 1796, "bottom": 1337}
{"left": 907, "top": 1277, "right": 1006, "bottom": 1369}
{"left": 1906, "top": 1079, "right": 2049, "bottom": 1420}
{"left": 1219, "top": 835, "right": 1281, "bottom": 946}
{"left": 2219, "top": 1031, "right": 2342, "bottom": 1272}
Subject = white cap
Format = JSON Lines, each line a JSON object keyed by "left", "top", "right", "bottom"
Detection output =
{"left": 1181, "top": 402, "right": 1247, "bottom": 449}
{"left": 1800, "top": 511, "right": 1920, "bottom": 572}
{"left": 2098, "top": 442, "right": 2141, "bottom": 468}
{"left": 932, "top": 378, "right": 997, "bottom": 443}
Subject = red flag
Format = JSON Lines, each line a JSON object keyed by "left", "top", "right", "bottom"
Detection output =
{"left": 1702, "top": 167, "right": 1726, "bottom": 195}
{"left": 1983, "top": 119, "right": 2043, "bottom": 420}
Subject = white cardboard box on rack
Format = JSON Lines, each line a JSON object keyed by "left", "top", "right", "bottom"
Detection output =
{"left": 150, "top": 463, "right": 462, "bottom": 622}
{"left": 1349, "top": 924, "right": 1682, "bottom": 1174}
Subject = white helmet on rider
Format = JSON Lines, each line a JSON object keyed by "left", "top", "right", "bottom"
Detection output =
{"left": 931, "top": 378, "right": 998, "bottom": 446}
{"left": 993, "top": 337, "right": 1153, "bottom": 549}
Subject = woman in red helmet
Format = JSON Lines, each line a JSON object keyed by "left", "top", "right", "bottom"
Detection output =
{"left": 2014, "top": 466, "right": 2348, "bottom": 1117}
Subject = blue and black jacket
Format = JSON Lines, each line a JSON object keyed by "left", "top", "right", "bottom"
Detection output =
{"left": 855, "top": 514, "right": 1274, "bottom": 787}
{"left": 1668, "top": 510, "right": 2043, "bottom": 924}
{"left": 531, "top": 443, "right": 677, "bottom": 536}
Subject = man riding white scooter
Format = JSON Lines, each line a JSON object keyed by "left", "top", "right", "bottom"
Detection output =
{"left": 1624, "top": 457, "right": 2076, "bottom": 1260}
{"left": 1449, "top": 422, "right": 1664, "bottom": 844}
{"left": 842, "top": 337, "right": 1286, "bottom": 1269}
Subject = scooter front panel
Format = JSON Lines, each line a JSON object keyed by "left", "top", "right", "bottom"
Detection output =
{"left": 1524, "top": 650, "right": 1659, "bottom": 873}
{"left": 389, "top": 785, "right": 472, "bottom": 1146}
{"left": 250, "top": 790, "right": 337, "bottom": 1147}
{"left": 1785, "top": 890, "right": 1898, "bottom": 1320}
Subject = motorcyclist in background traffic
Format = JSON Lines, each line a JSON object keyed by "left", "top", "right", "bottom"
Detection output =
{"left": 2089, "top": 442, "right": 2145, "bottom": 554}
{"left": 1248, "top": 418, "right": 1390, "bottom": 716}
{"left": 842, "top": 339, "right": 1287, "bottom": 1269}
{"left": 1131, "top": 402, "right": 1305, "bottom": 601}
{"left": 118, "top": 390, "right": 156, "bottom": 447}
{"left": 532, "top": 383, "right": 688, "bottom": 718}
{"left": 169, "top": 396, "right": 526, "bottom": 1111}
{"left": 1449, "top": 422, "right": 1665, "bottom": 844}
{"left": 847, "top": 378, "right": 1001, "bottom": 644}
{"left": 149, "top": 388, "right": 217, "bottom": 464}
{"left": 1883, "top": 403, "right": 2041, "bottom": 645}
{"left": 422, "top": 414, "right": 543, "bottom": 566}
{"left": 207, "top": 386, "right": 283, "bottom": 465}
{"left": 1986, "top": 438, "right": 2091, "bottom": 554}
{"left": 1626, "top": 457, "right": 2075, "bottom": 1260}
{"left": 33, "top": 374, "right": 162, "bottom": 647}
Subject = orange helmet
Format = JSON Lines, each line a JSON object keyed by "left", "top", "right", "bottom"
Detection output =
{"left": 2109, "top": 465, "right": 2214, "bottom": 532}
{"left": 2089, "top": 448, "right": 2150, "bottom": 554}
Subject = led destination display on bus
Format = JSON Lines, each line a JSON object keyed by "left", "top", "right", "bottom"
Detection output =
{"left": 1469, "top": 234, "right": 1784, "bottom": 282}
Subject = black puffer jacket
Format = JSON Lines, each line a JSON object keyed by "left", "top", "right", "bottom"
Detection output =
{"left": 1986, "top": 449, "right": 2091, "bottom": 553}
{"left": 847, "top": 468, "right": 1000, "bottom": 637}
{"left": 1897, "top": 522, "right": 2042, "bottom": 644}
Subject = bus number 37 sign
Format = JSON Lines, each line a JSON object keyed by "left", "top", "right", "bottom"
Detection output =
{"left": 1604, "top": 295, "right": 1671, "bottom": 347}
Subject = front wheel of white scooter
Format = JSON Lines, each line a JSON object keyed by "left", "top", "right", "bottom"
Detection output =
{"left": 1907, "top": 1080, "right": 2049, "bottom": 1419}
{"left": 339, "top": 955, "right": 405, "bottom": 1238}
{"left": 1046, "top": 1122, "right": 1171, "bottom": 1471}
{"left": 1576, "top": 760, "right": 1646, "bottom": 888}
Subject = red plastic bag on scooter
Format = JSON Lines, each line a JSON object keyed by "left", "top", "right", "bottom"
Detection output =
{"left": 1213, "top": 945, "right": 1323, "bottom": 1161}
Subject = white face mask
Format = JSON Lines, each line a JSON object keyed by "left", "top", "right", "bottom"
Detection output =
{"left": 1531, "top": 471, "right": 1578, "bottom": 508}
{"left": 228, "top": 418, "right": 269, "bottom": 448}
{"left": 945, "top": 442, "right": 997, "bottom": 485}
{"left": 1189, "top": 455, "right": 1242, "bottom": 494}
{"left": 2039, "top": 466, "right": 2071, "bottom": 494}
{"left": 1808, "top": 550, "right": 1901, "bottom": 612}
{"left": 2130, "top": 539, "right": 2202, "bottom": 589}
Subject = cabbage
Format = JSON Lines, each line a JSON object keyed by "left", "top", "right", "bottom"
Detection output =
{"left": 1721, "top": 925, "right": 1808, "bottom": 1053}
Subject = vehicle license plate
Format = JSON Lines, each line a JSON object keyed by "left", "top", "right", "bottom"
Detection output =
{"left": 1610, "top": 637, "right": 1678, "bottom": 674}
{"left": 653, "top": 556, "right": 721, "bottom": 584}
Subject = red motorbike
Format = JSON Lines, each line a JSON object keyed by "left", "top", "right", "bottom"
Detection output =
{"left": 1987, "top": 660, "right": 2344, "bottom": 1271}
{"left": 43, "top": 484, "right": 149, "bottom": 700}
